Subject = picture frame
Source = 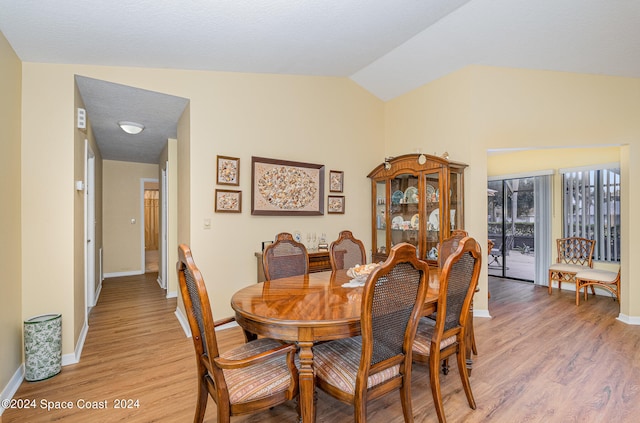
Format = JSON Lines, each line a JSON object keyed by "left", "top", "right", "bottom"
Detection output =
{"left": 329, "top": 170, "right": 344, "bottom": 193}
{"left": 216, "top": 155, "right": 240, "bottom": 186}
{"left": 327, "top": 195, "right": 345, "bottom": 214}
{"left": 215, "top": 189, "right": 242, "bottom": 213}
{"left": 251, "top": 156, "right": 325, "bottom": 216}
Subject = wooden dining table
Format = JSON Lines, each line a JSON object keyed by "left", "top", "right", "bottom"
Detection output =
{"left": 230, "top": 268, "right": 440, "bottom": 423}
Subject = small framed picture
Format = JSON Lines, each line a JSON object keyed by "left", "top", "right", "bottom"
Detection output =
{"left": 329, "top": 170, "right": 344, "bottom": 193}
{"left": 215, "top": 189, "right": 242, "bottom": 213}
{"left": 217, "top": 155, "right": 240, "bottom": 186}
{"left": 327, "top": 195, "right": 345, "bottom": 214}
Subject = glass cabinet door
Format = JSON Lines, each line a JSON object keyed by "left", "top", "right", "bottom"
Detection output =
{"left": 389, "top": 173, "right": 420, "bottom": 253}
{"left": 424, "top": 171, "right": 441, "bottom": 261}
{"left": 373, "top": 180, "right": 387, "bottom": 257}
{"left": 449, "top": 169, "right": 464, "bottom": 231}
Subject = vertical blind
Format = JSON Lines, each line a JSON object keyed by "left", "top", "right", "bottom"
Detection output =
{"left": 561, "top": 165, "right": 620, "bottom": 262}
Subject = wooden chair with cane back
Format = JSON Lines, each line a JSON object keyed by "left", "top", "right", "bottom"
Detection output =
{"left": 312, "top": 243, "right": 430, "bottom": 422}
{"left": 263, "top": 232, "right": 309, "bottom": 280}
{"left": 177, "top": 244, "right": 299, "bottom": 423}
{"left": 412, "top": 236, "right": 482, "bottom": 423}
{"left": 437, "top": 230, "right": 478, "bottom": 356}
{"left": 329, "top": 230, "right": 367, "bottom": 272}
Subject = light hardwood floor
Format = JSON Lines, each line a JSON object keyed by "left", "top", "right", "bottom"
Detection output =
{"left": 3, "top": 273, "right": 639, "bottom": 422}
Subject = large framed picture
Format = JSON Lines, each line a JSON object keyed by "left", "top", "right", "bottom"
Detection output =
{"left": 329, "top": 170, "right": 344, "bottom": 193}
{"left": 327, "top": 195, "right": 345, "bottom": 214}
{"left": 215, "top": 189, "right": 242, "bottom": 213}
{"left": 217, "top": 155, "right": 240, "bottom": 186}
{"left": 251, "top": 156, "right": 325, "bottom": 216}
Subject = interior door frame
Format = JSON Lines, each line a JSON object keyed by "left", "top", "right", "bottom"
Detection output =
{"left": 84, "top": 139, "right": 96, "bottom": 315}
{"left": 160, "top": 163, "right": 168, "bottom": 290}
{"left": 140, "top": 178, "right": 159, "bottom": 274}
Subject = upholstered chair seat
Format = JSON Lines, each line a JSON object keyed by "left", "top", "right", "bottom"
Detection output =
{"left": 412, "top": 318, "right": 457, "bottom": 357}
{"left": 313, "top": 336, "right": 401, "bottom": 395}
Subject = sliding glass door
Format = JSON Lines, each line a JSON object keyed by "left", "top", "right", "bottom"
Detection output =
{"left": 488, "top": 177, "right": 535, "bottom": 281}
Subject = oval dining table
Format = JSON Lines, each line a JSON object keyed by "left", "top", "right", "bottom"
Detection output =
{"left": 230, "top": 268, "right": 440, "bottom": 423}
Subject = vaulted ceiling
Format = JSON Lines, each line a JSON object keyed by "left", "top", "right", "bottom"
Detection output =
{"left": 2, "top": 0, "right": 638, "bottom": 162}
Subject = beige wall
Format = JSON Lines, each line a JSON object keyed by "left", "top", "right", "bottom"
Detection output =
{"left": 386, "top": 65, "right": 640, "bottom": 319}
{"left": 103, "top": 160, "right": 160, "bottom": 275}
{"left": 0, "top": 31, "right": 23, "bottom": 395}
{"left": 18, "top": 62, "right": 383, "bottom": 359}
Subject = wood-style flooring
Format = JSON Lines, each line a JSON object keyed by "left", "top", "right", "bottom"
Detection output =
{"left": 3, "top": 274, "right": 639, "bottom": 422}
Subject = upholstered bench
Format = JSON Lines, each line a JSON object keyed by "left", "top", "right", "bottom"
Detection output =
{"left": 575, "top": 268, "right": 621, "bottom": 306}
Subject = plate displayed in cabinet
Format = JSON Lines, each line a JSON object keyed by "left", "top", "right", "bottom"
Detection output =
{"left": 404, "top": 186, "right": 418, "bottom": 204}
{"left": 410, "top": 213, "right": 419, "bottom": 229}
{"left": 391, "top": 190, "right": 404, "bottom": 204}
{"left": 428, "top": 209, "right": 439, "bottom": 231}
{"left": 391, "top": 216, "right": 404, "bottom": 229}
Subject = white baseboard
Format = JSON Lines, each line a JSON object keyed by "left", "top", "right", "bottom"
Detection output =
{"left": 103, "top": 270, "right": 144, "bottom": 278}
{"left": 175, "top": 307, "right": 191, "bottom": 337}
{"left": 62, "top": 321, "right": 89, "bottom": 366}
{"left": 617, "top": 313, "right": 640, "bottom": 325}
{"left": 174, "top": 307, "right": 239, "bottom": 338}
{"left": 0, "top": 364, "right": 24, "bottom": 416}
{"left": 473, "top": 308, "right": 492, "bottom": 319}
{"left": 93, "top": 280, "right": 102, "bottom": 307}
{"left": 166, "top": 290, "right": 177, "bottom": 299}
{"left": 216, "top": 320, "right": 239, "bottom": 331}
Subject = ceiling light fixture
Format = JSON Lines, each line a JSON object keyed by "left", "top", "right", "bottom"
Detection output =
{"left": 118, "top": 121, "right": 145, "bottom": 135}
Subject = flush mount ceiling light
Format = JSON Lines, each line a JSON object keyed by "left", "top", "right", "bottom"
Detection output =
{"left": 118, "top": 121, "right": 145, "bottom": 135}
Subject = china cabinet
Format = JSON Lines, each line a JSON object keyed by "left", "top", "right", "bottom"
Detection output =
{"left": 368, "top": 153, "right": 467, "bottom": 265}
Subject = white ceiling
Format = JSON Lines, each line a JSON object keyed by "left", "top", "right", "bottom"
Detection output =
{"left": 2, "top": 0, "right": 639, "bottom": 162}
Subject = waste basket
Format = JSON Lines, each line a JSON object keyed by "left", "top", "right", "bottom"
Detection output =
{"left": 24, "top": 314, "right": 62, "bottom": 381}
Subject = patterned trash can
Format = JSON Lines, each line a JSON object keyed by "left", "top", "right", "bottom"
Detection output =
{"left": 24, "top": 314, "right": 62, "bottom": 381}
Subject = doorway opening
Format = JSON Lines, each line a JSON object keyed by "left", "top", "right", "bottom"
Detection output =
{"left": 144, "top": 181, "right": 160, "bottom": 274}
{"left": 487, "top": 177, "right": 535, "bottom": 281}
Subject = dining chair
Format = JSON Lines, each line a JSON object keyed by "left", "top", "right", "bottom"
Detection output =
{"left": 177, "top": 244, "right": 299, "bottom": 423}
{"left": 438, "top": 230, "right": 468, "bottom": 268}
{"left": 437, "top": 230, "right": 478, "bottom": 356}
{"left": 412, "top": 236, "right": 481, "bottom": 423}
{"left": 329, "top": 230, "right": 367, "bottom": 272}
{"left": 312, "top": 243, "right": 430, "bottom": 422}
{"left": 263, "top": 232, "right": 309, "bottom": 280}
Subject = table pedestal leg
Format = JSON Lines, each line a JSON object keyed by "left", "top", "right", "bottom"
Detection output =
{"left": 297, "top": 340, "right": 315, "bottom": 423}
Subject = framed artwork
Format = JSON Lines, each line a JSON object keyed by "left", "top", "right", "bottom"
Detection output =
{"left": 215, "top": 189, "right": 242, "bottom": 213}
{"left": 251, "top": 156, "right": 325, "bottom": 216}
{"left": 327, "top": 195, "right": 345, "bottom": 214}
{"left": 217, "top": 155, "right": 240, "bottom": 186}
{"left": 329, "top": 170, "right": 344, "bottom": 193}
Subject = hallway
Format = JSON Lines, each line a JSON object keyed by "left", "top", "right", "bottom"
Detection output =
{"left": 3, "top": 273, "right": 199, "bottom": 422}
